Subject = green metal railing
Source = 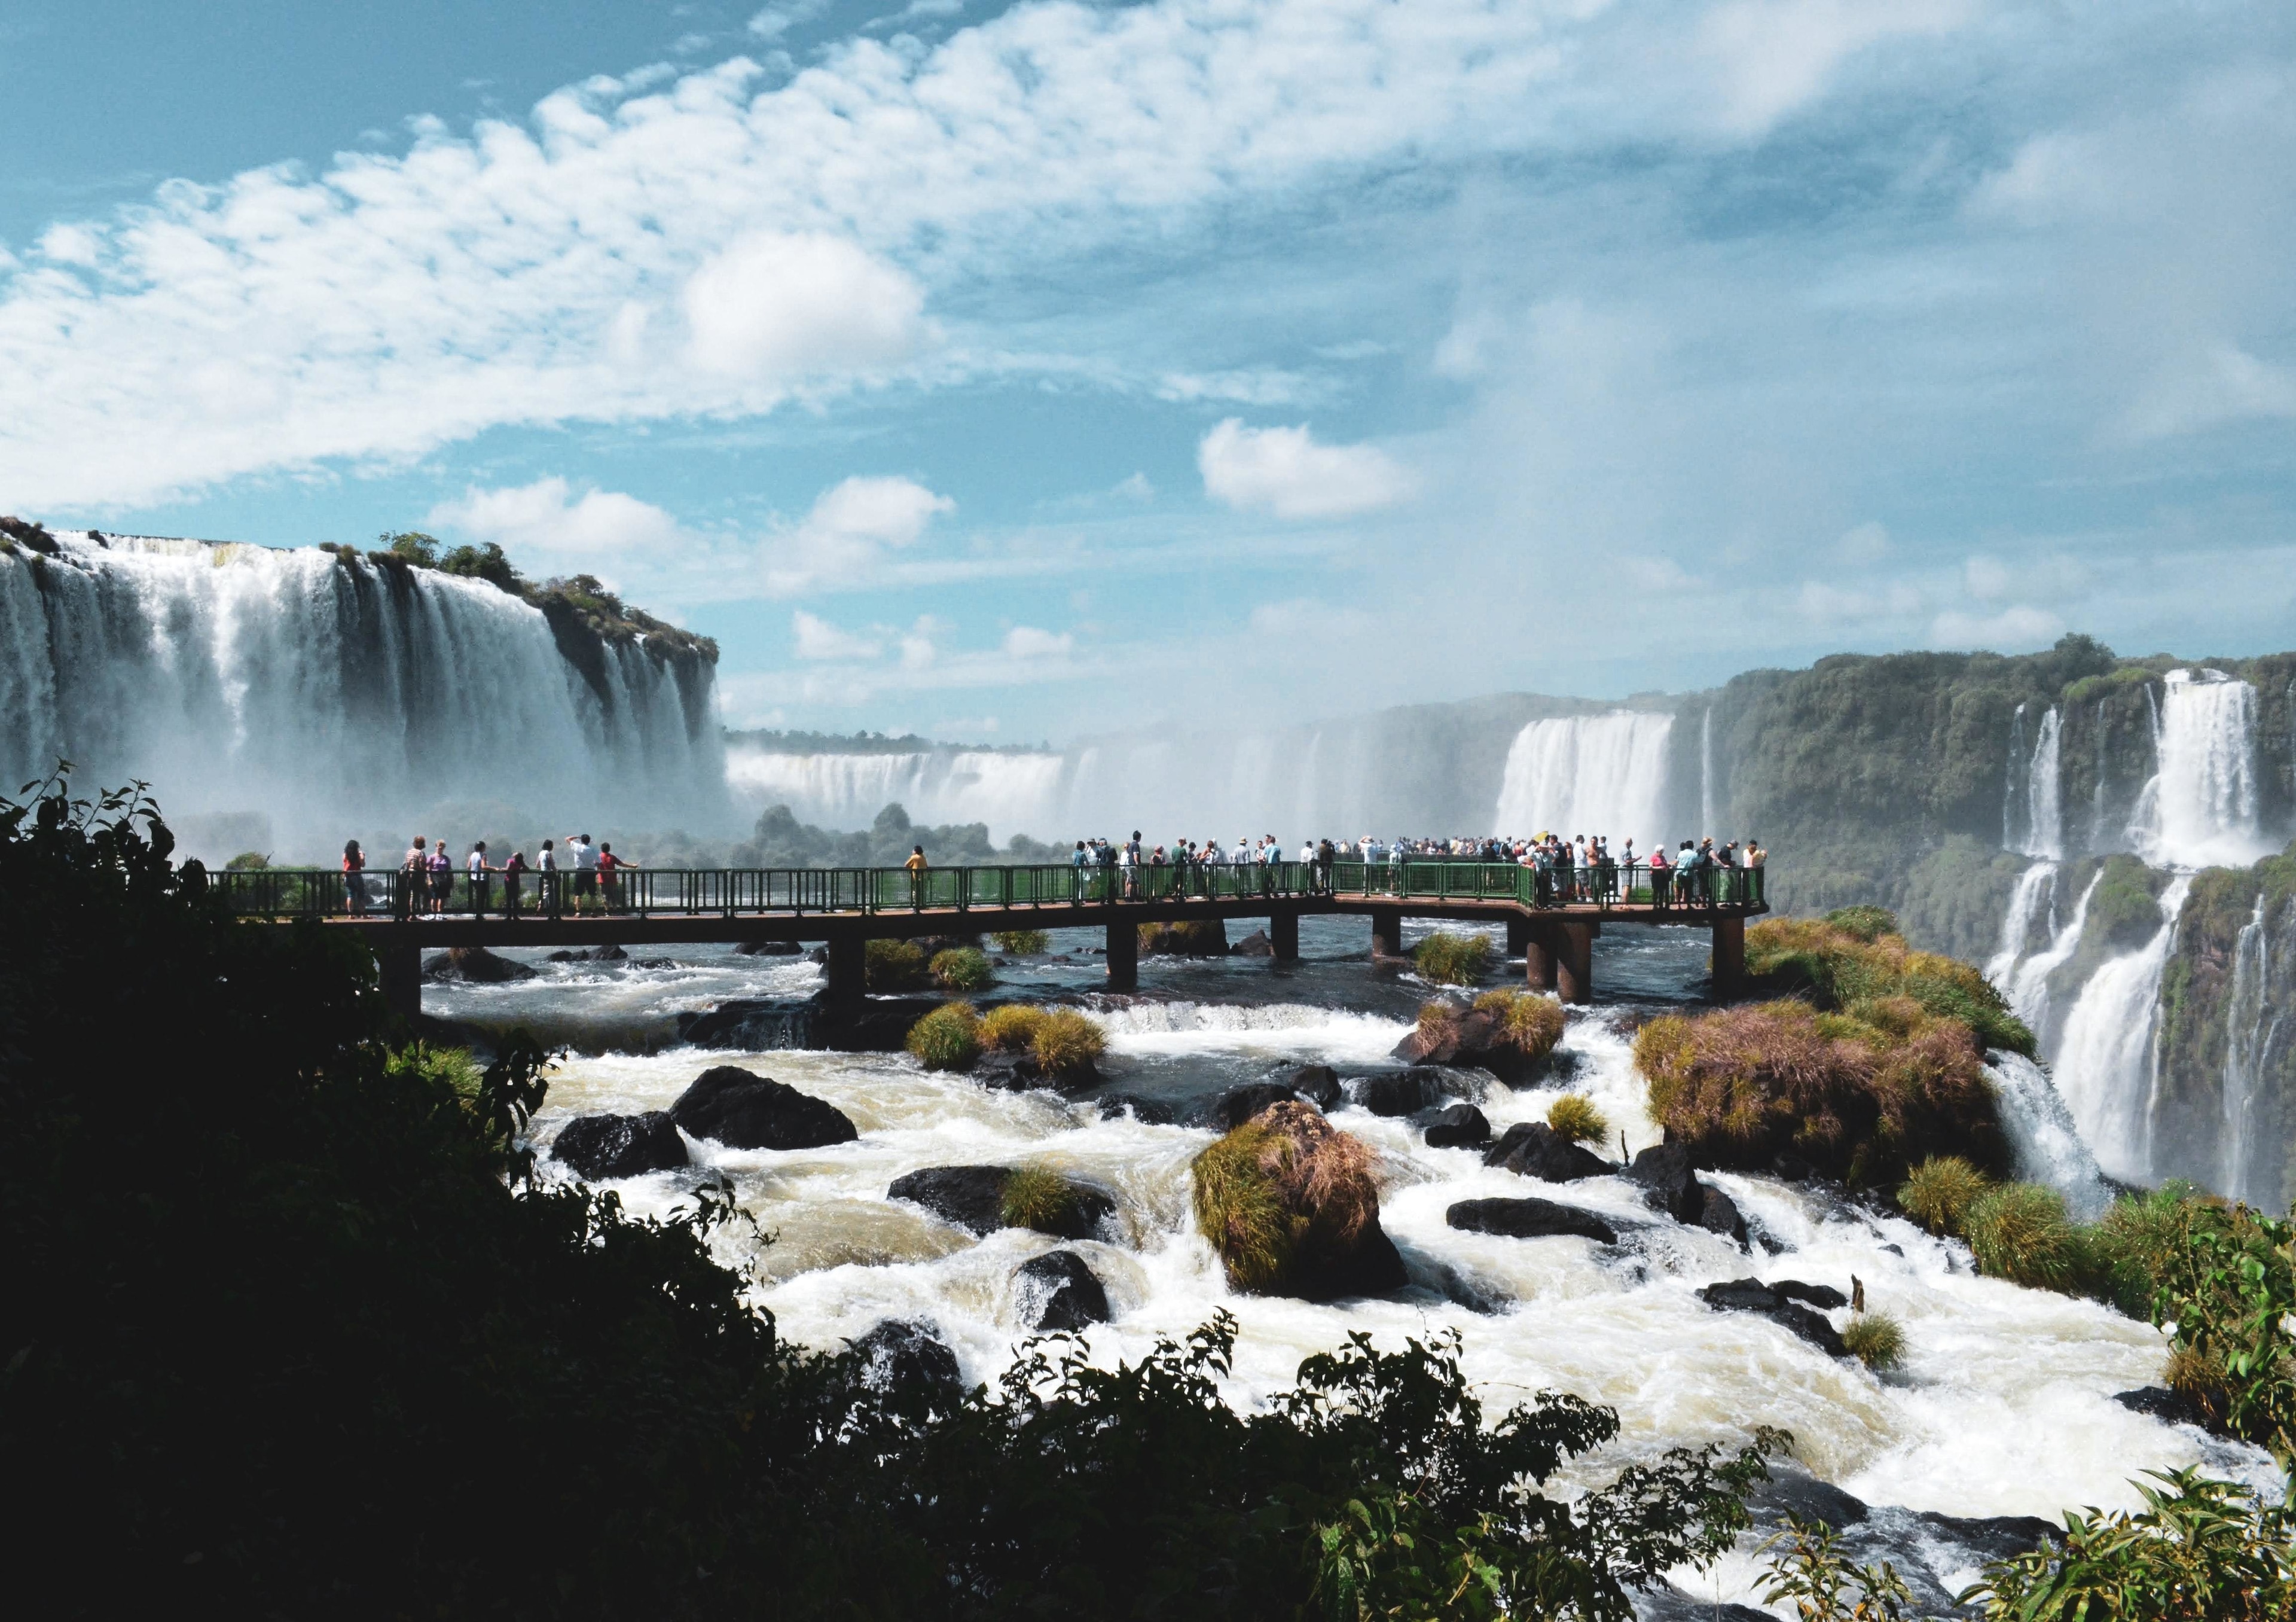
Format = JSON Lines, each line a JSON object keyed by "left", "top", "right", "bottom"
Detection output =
{"left": 203, "top": 858, "right": 1766, "bottom": 922}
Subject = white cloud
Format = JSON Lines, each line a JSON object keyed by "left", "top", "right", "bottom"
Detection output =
{"left": 747, "top": 1, "right": 828, "bottom": 41}
{"left": 791, "top": 609, "right": 883, "bottom": 660}
{"left": 1002, "top": 625, "right": 1074, "bottom": 658}
{"left": 1197, "top": 419, "right": 1415, "bottom": 520}
{"left": 1929, "top": 605, "right": 2065, "bottom": 650}
{"left": 2120, "top": 343, "right": 2296, "bottom": 440}
{"left": 1964, "top": 554, "right": 2012, "bottom": 600}
{"left": 1836, "top": 522, "right": 1889, "bottom": 563}
{"left": 900, "top": 615, "right": 943, "bottom": 670}
{"left": 762, "top": 474, "right": 955, "bottom": 596}
{"left": 429, "top": 477, "right": 686, "bottom": 580}
{"left": 682, "top": 233, "right": 930, "bottom": 379}
{"left": 1696, "top": 0, "right": 1970, "bottom": 138}
{"left": 1796, "top": 578, "right": 1923, "bottom": 621}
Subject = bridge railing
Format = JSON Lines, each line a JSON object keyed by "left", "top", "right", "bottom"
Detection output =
{"left": 201, "top": 858, "right": 1766, "bottom": 922}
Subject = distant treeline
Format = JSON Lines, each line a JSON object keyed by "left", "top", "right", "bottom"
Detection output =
{"left": 732, "top": 802, "right": 1066, "bottom": 868}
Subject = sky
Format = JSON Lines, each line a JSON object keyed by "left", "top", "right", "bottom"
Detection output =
{"left": 3, "top": 0, "right": 2292, "bottom": 744}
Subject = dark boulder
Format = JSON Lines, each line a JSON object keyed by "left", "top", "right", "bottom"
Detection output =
{"left": 849, "top": 1319, "right": 963, "bottom": 1408}
{"left": 1484, "top": 1121, "right": 1611, "bottom": 1182}
{"left": 1424, "top": 1102, "right": 1491, "bottom": 1150}
{"left": 545, "top": 943, "right": 627, "bottom": 963}
{"left": 1015, "top": 1249, "right": 1110, "bottom": 1331}
{"left": 1288, "top": 1063, "right": 1342, "bottom": 1108}
{"left": 1748, "top": 1469, "right": 1869, "bottom": 1529}
{"left": 668, "top": 1065, "right": 858, "bottom": 1151}
{"left": 974, "top": 1045, "right": 1102, "bottom": 1096}
{"left": 1628, "top": 1141, "right": 1705, "bottom": 1223}
{"left": 421, "top": 946, "right": 538, "bottom": 983}
{"left": 676, "top": 998, "right": 813, "bottom": 1050}
{"left": 1352, "top": 1068, "right": 1448, "bottom": 1117}
{"left": 2113, "top": 1386, "right": 2213, "bottom": 1427}
{"left": 1391, "top": 1003, "right": 1559, "bottom": 1081}
{"left": 1697, "top": 1184, "right": 1749, "bottom": 1245}
{"left": 734, "top": 938, "right": 802, "bottom": 956}
{"left": 1697, "top": 1278, "right": 1849, "bottom": 1356}
{"left": 1095, "top": 1093, "right": 1178, "bottom": 1125}
{"left": 1769, "top": 1303, "right": 1848, "bottom": 1357}
{"left": 887, "top": 1165, "right": 1116, "bottom": 1240}
{"left": 1207, "top": 1082, "right": 1299, "bottom": 1131}
{"left": 1913, "top": 1510, "right": 2061, "bottom": 1564}
{"left": 550, "top": 1111, "right": 688, "bottom": 1180}
{"left": 1775, "top": 1279, "right": 1849, "bottom": 1310}
{"left": 1700, "top": 1278, "right": 1789, "bottom": 1312}
{"left": 1447, "top": 1196, "right": 1617, "bottom": 1243}
{"left": 1231, "top": 929, "right": 1275, "bottom": 958}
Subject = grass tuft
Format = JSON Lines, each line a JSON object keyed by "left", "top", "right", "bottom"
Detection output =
{"left": 1840, "top": 1312, "right": 1906, "bottom": 1371}
{"left": 1964, "top": 1182, "right": 2078, "bottom": 1289}
{"left": 866, "top": 937, "right": 929, "bottom": 992}
{"left": 1138, "top": 920, "right": 1228, "bottom": 956}
{"left": 1898, "top": 1155, "right": 1991, "bottom": 1236}
{"left": 980, "top": 1004, "right": 1049, "bottom": 1052}
{"left": 1474, "top": 989, "right": 1567, "bottom": 1062}
{"left": 999, "top": 1165, "right": 1079, "bottom": 1234}
{"left": 930, "top": 946, "right": 994, "bottom": 992}
{"left": 1192, "top": 1123, "right": 1297, "bottom": 1292}
{"left": 1413, "top": 932, "right": 1492, "bottom": 987}
{"left": 1545, "top": 1094, "right": 1608, "bottom": 1145}
{"left": 905, "top": 1001, "right": 981, "bottom": 1071}
{"left": 991, "top": 929, "right": 1051, "bottom": 954}
{"left": 1190, "top": 1102, "right": 1380, "bottom": 1294}
{"left": 1031, "top": 1008, "right": 1106, "bottom": 1077}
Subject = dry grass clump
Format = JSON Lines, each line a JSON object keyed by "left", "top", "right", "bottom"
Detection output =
{"left": 1841, "top": 1312, "right": 1906, "bottom": 1371}
{"left": 1473, "top": 989, "right": 1567, "bottom": 1063}
{"left": 999, "top": 1165, "right": 1080, "bottom": 1235}
{"left": 991, "top": 929, "right": 1051, "bottom": 954}
{"left": 905, "top": 1001, "right": 982, "bottom": 1071}
{"left": 1192, "top": 1100, "right": 1378, "bottom": 1293}
{"left": 1412, "top": 932, "right": 1492, "bottom": 987}
{"left": 1138, "top": 920, "right": 1227, "bottom": 956}
{"left": 1634, "top": 996, "right": 2001, "bottom": 1185}
{"left": 1744, "top": 915, "right": 2034, "bottom": 1057}
{"left": 1898, "top": 1155, "right": 1992, "bottom": 1236}
{"left": 930, "top": 946, "right": 994, "bottom": 992}
{"left": 1963, "top": 1182, "right": 2080, "bottom": 1289}
{"left": 980, "top": 1004, "right": 1049, "bottom": 1052}
{"left": 1031, "top": 1008, "right": 1106, "bottom": 1077}
{"left": 866, "top": 937, "right": 929, "bottom": 992}
{"left": 1546, "top": 1094, "right": 1609, "bottom": 1145}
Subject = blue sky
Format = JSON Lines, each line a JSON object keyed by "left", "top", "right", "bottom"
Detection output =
{"left": 4, "top": 0, "right": 2292, "bottom": 742}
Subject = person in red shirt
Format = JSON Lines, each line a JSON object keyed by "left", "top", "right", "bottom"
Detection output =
{"left": 597, "top": 842, "right": 636, "bottom": 912}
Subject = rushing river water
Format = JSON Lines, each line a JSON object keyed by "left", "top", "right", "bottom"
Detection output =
{"left": 429, "top": 916, "right": 2281, "bottom": 1616}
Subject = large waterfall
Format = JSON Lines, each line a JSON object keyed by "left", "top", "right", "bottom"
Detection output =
{"left": 1491, "top": 712, "right": 1674, "bottom": 846}
{"left": 2051, "top": 874, "right": 2194, "bottom": 1184}
{"left": 0, "top": 535, "right": 728, "bottom": 858}
{"left": 2129, "top": 669, "right": 2273, "bottom": 867}
{"left": 725, "top": 746, "right": 1070, "bottom": 833}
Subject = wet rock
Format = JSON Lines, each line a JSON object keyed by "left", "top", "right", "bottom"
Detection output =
{"left": 1095, "top": 1093, "right": 1177, "bottom": 1125}
{"left": 1483, "top": 1121, "right": 1611, "bottom": 1181}
{"left": 1699, "top": 1278, "right": 1788, "bottom": 1312}
{"left": 733, "top": 939, "right": 802, "bottom": 956}
{"left": 887, "top": 1165, "right": 1116, "bottom": 1240}
{"left": 1015, "top": 1249, "right": 1110, "bottom": 1331}
{"left": 630, "top": 956, "right": 679, "bottom": 969}
{"left": 1391, "top": 1003, "right": 1558, "bottom": 1081}
{"left": 850, "top": 1318, "right": 963, "bottom": 1408}
{"left": 1446, "top": 1196, "right": 1618, "bottom": 1243}
{"left": 545, "top": 943, "right": 627, "bottom": 963}
{"left": 1230, "top": 929, "right": 1275, "bottom": 958}
{"left": 1629, "top": 1141, "right": 1705, "bottom": 1223}
{"left": 1775, "top": 1279, "right": 1849, "bottom": 1310}
{"left": 1748, "top": 1468, "right": 1870, "bottom": 1528}
{"left": 1288, "top": 1063, "right": 1342, "bottom": 1109}
{"left": 1424, "top": 1102, "right": 1491, "bottom": 1150}
{"left": 2114, "top": 1386, "right": 2213, "bottom": 1427}
{"left": 1915, "top": 1509, "right": 2061, "bottom": 1564}
{"left": 1207, "top": 1082, "right": 1300, "bottom": 1131}
{"left": 421, "top": 946, "right": 538, "bottom": 983}
{"left": 975, "top": 1045, "right": 1102, "bottom": 1095}
{"left": 807, "top": 945, "right": 829, "bottom": 964}
{"left": 1195, "top": 1100, "right": 1406, "bottom": 1301}
{"left": 1631, "top": 1590, "right": 1773, "bottom": 1622}
{"left": 675, "top": 998, "right": 813, "bottom": 1050}
{"left": 667, "top": 1065, "right": 858, "bottom": 1151}
{"left": 1697, "top": 1184, "right": 1749, "bottom": 1245}
{"left": 1351, "top": 1068, "right": 1448, "bottom": 1116}
{"left": 1697, "top": 1278, "right": 1848, "bottom": 1356}
{"left": 550, "top": 1111, "right": 688, "bottom": 1180}
{"left": 911, "top": 933, "right": 982, "bottom": 958}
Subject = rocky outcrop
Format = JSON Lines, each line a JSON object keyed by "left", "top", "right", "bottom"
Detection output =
{"left": 1483, "top": 1121, "right": 1610, "bottom": 1181}
{"left": 550, "top": 1111, "right": 688, "bottom": 1179}
{"left": 676, "top": 991, "right": 948, "bottom": 1053}
{"left": 667, "top": 1065, "right": 857, "bottom": 1151}
{"left": 1231, "top": 929, "right": 1275, "bottom": 958}
{"left": 1627, "top": 1142, "right": 1705, "bottom": 1222}
{"left": 887, "top": 1166, "right": 1116, "bottom": 1240}
{"left": 1014, "top": 1250, "right": 1110, "bottom": 1331}
{"left": 1697, "top": 1278, "right": 1848, "bottom": 1356}
{"left": 1205, "top": 1081, "right": 1298, "bottom": 1131}
{"left": 973, "top": 1047, "right": 1103, "bottom": 1095}
{"left": 1698, "top": 1184, "right": 1749, "bottom": 1245}
{"left": 733, "top": 939, "right": 803, "bottom": 956}
{"left": 1446, "top": 1197, "right": 1617, "bottom": 1243}
{"left": 1424, "top": 1102, "right": 1490, "bottom": 1149}
{"left": 1390, "top": 993, "right": 1563, "bottom": 1081}
{"left": 1192, "top": 1100, "right": 1407, "bottom": 1301}
{"left": 1288, "top": 1064, "right": 1342, "bottom": 1108}
{"left": 545, "top": 943, "right": 627, "bottom": 963}
{"left": 1351, "top": 1068, "right": 1452, "bottom": 1117}
{"left": 422, "top": 946, "right": 538, "bottom": 983}
{"left": 849, "top": 1319, "right": 963, "bottom": 1408}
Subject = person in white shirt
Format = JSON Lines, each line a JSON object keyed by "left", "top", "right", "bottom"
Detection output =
{"left": 466, "top": 842, "right": 493, "bottom": 917}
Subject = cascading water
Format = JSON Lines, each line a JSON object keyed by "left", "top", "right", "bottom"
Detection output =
{"left": 723, "top": 747, "right": 1069, "bottom": 836}
{"left": 2051, "top": 874, "right": 2194, "bottom": 1184}
{"left": 2004, "top": 706, "right": 2062, "bottom": 860}
{"left": 1984, "top": 862, "right": 2059, "bottom": 991}
{"left": 1491, "top": 712, "right": 1673, "bottom": 844}
{"left": 2129, "top": 670, "right": 2271, "bottom": 868}
{"left": 0, "top": 534, "right": 728, "bottom": 858}
{"left": 2218, "top": 894, "right": 2285, "bottom": 1205}
{"left": 1699, "top": 707, "right": 1715, "bottom": 836}
{"left": 1998, "top": 869, "right": 2100, "bottom": 1040}
{"left": 1986, "top": 1051, "right": 2111, "bottom": 1220}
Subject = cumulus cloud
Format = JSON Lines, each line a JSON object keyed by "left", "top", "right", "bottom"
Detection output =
{"left": 791, "top": 610, "right": 883, "bottom": 660}
{"left": 1930, "top": 605, "right": 2066, "bottom": 650}
{"left": 762, "top": 474, "right": 955, "bottom": 596}
{"left": 429, "top": 477, "right": 686, "bottom": 579}
{"left": 682, "top": 233, "right": 929, "bottom": 379}
{"left": 1198, "top": 419, "right": 1415, "bottom": 520}
{"left": 1696, "top": 0, "right": 1970, "bottom": 137}
{"left": 1001, "top": 625, "right": 1074, "bottom": 658}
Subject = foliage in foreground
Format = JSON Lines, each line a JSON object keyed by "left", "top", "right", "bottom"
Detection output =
{"left": 1415, "top": 931, "right": 1494, "bottom": 986}
{"left": 5, "top": 775, "right": 1795, "bottom": 1616}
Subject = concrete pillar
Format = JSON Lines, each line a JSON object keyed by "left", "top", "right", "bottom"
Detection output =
{"left": 377, "top": 939, "right": 422, "bottom": 1025}
{"left": 1506, "top": 914, "right": 1530, "bottom": 956}
{"left": 1711, "top": 914, "right": 1745, "bottom": 998}
{"left": 1523, "top": 919, "right": 1559, "bottom": 990}
{"left": 1555, "top": 922, "right": 1594, "bottom": 1005}
{"left": 1106, "top": 919, "right": 1139, "bottom": 992}
{"left": 1271, "top": 908, "right": 1300, "bottom": 963}
{"left": 825, "top": 931, "right": 866, "bottom": 1002}
{"left": 1370, "top": 907, "right": 1403, "bottom": 959}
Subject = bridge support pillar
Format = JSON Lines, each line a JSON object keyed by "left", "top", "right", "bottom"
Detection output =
{"left": 1106, "top": 920, "right": 1138, "bottom": 992}
{"left": 1555, "top": 922, "right": 1594, "bottom": 1005}
{"left": 1711, "top": 916, "right": 1745, "bottom": 997}
{"left": 377, "top": 940, "right": 421, "bottom": 1025}
{"left": 824, "top": 931, "right": 866, "bottom": 1003}
{"left": 1506, "top": 914, "right": 1530, "bottom": 956}
{"left": 1271, "top": 908, "right": 1299, "bottom": 964}
{"left": 1369, "top": 907, "right": 1403, "bottom": 960}
{"left": 1523, "top": 920, "right": 1558, "bottom": 991}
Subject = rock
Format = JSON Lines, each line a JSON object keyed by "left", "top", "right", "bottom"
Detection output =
{"left": 1207, "top": 1082, "right": 1299, "bottom": 1131}
{"left": 1352, "top": 1068, "right": 1447, "bottom": 1116}
{"left": 1095, "top": 1093, "right": 1178, "bottom": 1125}
{"left": 1697, "top": 1278, "right": 1849, "bottom": 1356}
{"left": 2113, "top": 1386, "right": 2213, "bottom": 1427}
{"left": 1632, "top": 1591, "right": 1775, "bottom": 1622}
{"left": 667, "top": 1065, "right": 859, "bottom": 1150}
{"left": 1774, "top": 1279, "right": 1848, "bottom": 1310}
{"left": 420, "top": 946, "right": 538, "bottom": 983}
{"left": 550, "top": 1111, "right": 688, "bottom": 1179}
{"left": 1194, "top": 1100, "right": 1407, "bottom": 1301}
{"left": 911, "top": 933, "right": 983, "bottom": 958}
{"left": 631, "top": 957, "right": 679, "bottom": 969}
{"left": 1015, "top": 1250, "right": 1110, "bottom": 1331}
{"left": 849, "top": 1319, "right": 963, "bottom": 1408}
{"left": 675, "top": 998, "right": 814, "bottom": 1050}
{"left": 887, "top": 1165, "right": 1116, "bottom": 1240}
{"left": 1748, "top": 1468, "right": 1870, "bottom": 1528}
{"left": 734, "top": 939, "right": 802, "bottom": 956}
{"left": 1912, "top": 1510, "right": 2060, "bottom": 1563}
{"left": 1768, "top": 1302, "right": 1848, "bottom": 1358}
{"left": 1289, "top": 1064, "right": 1342, "bottom": 1109}
{"left": 1231, "top": 929, "right": 1275, "bottom": 958}
{"left": 1628, "top": 1141, "right": 1705, "bottom": 1223}
{"left": 807, "top": 945, "right": 829, "bottom": 964}
{"left": 1483, "top": 1121, "right": 1613, "bottom": 1181}
{"left": 1446, "top": 1196, "right": 1617, "bottom": 1243}
{"left": 1699, "top": 1278, "right": 1788, "bottom": 1312}
{"left": 1697, "top": 1183, "right": 1749, "bottom": 1245}
{"left": 545, "top": 943, "right": 627, "bottom": 963}
{"left": 1390, "top": 1003, "right": 1559, "bottom": 1081}
{"left": 1424, "top": 1102, "right": 1491, "bottom": 1150}
{"left": 974, "top": 1045, "right": 1101, "bottom": 1095}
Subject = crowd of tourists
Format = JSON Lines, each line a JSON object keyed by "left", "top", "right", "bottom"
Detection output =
{"left": 336, "top": 834, "right": 641, "bottom": 917}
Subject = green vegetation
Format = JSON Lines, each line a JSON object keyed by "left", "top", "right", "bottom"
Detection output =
{"left": 1745, "top": 911, "right": 2035, "bottom": 1056}
{"left": 867, "top": 937, "right": 930, "bottom": 992}
{"left": 1839, "top": 1313, "right": 1905, "bottom": 1373}
{"left": 1192, "top": 1103, "right": 1379, "bottom": 1295}
{"left": 1138, "top": 919, "right": 1227, "bottom": 955}
{"left": 1964, "top": 1182, "right": 2081, "bottom": 1289}
{"left": 1412, "top": 931, "right": 1493, "bottom": 986}
{"left": 905, "top": 1001, "right": 982, "bottom": 1071}
{"left": 1192, "top": 1121, "right": 1299, "bottom": 1292}
{"left": 999, "top": 1166, "right": 1082, "bottom": 1235}
{"left": 930, "top": 947, "right": 994, "bottom": 992}
{"left": 345, "top": 532, "right": 717, "bottom": 660}
{"left": 1030, "top": 1008, "right": 1105, "bottom": 1078}
{"left": 222, "top": 850, "right": 270, "bottom": 870}
{"left": 1897, "top": 1154, "right": 1990, "bottom": 1236}
{"left": 733, "top": 800, "right": 1062, "bottom": 869}
{"left": 980, "top": 1004, "right": 1048, "bottom": 1051}
{"left": 992, "top": 928, "right": 1051, "bottom": 954}
{"left": 1546, "top": 1094, "right": 1609, "bottom": 1146}
{"left": 1473, "top": 988, "right": 1568, "bottom": 1063}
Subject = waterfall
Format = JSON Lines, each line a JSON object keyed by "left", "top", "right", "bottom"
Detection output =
{"left": 1492, "top": 712, "right": 1674, "bottom": 846}
{"left": 1699, "top": 707, "right": 1715, "bottom": 837}
{"left": 2129, "top": 670, "right": 2269, "bottom": 867}
{"left": 2051, "top": 873, "right": 2194, "bottom": 1184}
{"left": 723, "top": 746, "right": 1070, "bottom": 836}
{"left": 0, "top": 534, "right": 728, "bottom": 858}
{"left": 1985, "top": 861, "right": 2059, "bottom": 990}
{"left": 1986, "top": 1051, "right": 2112, "bottom": 1221}
{"left": 2001, "top": 704, "right": 2028, "bottom": 852}
{"left": 1998, "top": 868, "right": 2100, "bottom": 1037}
{"left": 2219, "top": 894, "right": 2285, "bottom": 1204}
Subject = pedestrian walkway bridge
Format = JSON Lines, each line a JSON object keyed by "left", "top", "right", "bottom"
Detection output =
{"left": 211, "top": 859, "right": 1769, "bottom": 1019}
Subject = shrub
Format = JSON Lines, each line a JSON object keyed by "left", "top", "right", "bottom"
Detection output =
{"left": 1139, "top": 919, "right": 1228, "bottom": 956}
{"left": 1546, "top": 1094, "right": 1609, "bottom": 1145}
{"left": 1964, "top": 1182, "right": 2079, "bottom": 1289}
{"left": 1412, "top": 931, "right": 1492, "bottom": 986}
{"left": 1031, "top": 1008, "right": 1106, "bottom": 1077}
{"left": 1897, "top": 1155, "right": 1990, "bottom": 1236}
{"left": 2137, "top": 1198, "right": 2296, "bottom": 1464}
{"left": 1473, "top": 988, "right": 1567, "bottom": 1062}
{"left": 2086, "top": 1181, "right": 2208, "bottom": 1316}
{"left": 999, "top": 1166, "right": 1080, "bottom": 1234}
{"left": 930, "top": 946, "right": 994, "bottom": 992}
{"left": 1744, "top": 916, "right": 2035, "bottom": 1058}
{"left": 980, "top": 1003, "right": 1049, "bottom": 1052}
{"left": 1823, "top": 905, "right": 1898, "bottom": 943}
{"left": 1192, "top": 1101, "right": 1379, "bottom": 1294}
{"left": 992, "top": 928, "right": 1051, "bottom": 954}
{"left": 906, "top": 1001, "right": 982, "bottom": 1071}
{"left": 1840, "top": 1313, "right": 1906, "bottom": 1371}
{"left": 866, "top": 936, "right": 928, "bottom": 991}
{"left": 223, "top": 850, "right": 270, "bottom": 871}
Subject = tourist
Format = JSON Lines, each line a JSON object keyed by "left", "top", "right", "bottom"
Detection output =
{"left": 538, "top": 839, "right": 558, "bottom": 916}
{"left": 343, "top": 839, "right": 367, "bottom": 916}
{"left": 466, "top": 841, "right": 493, "bottom": 919}
{"left": 571, "top": 833, "right": 599, "bottom": 913}
{"left": 503, "top": 847, "right": 528, "bottom": 918}
{"left": 1649, "top": 842, "right": 1671, "bottom": 908}
{"left": 1746, "top": 836, "right": 1767, "bottom": 903}
{"left": 426, "top": 838, "right": 452, "bottom": 916}
{"left": 598, "top": 842, "right": 634, "bottom": 911}
{"left": 905, "top": 843, "right": 929, "bottom": 908}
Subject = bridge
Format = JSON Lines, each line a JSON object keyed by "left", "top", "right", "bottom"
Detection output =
{"left": 210, "top": 860, "right": 1769, "bottom": 1020}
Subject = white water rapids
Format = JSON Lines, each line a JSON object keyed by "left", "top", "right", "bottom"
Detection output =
{"left": 425, "top": 919, "right": 2277, "bottom": 1616}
